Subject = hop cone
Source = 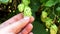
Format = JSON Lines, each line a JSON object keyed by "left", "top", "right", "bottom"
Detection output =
{"left": 45, "top": 17, "right": 53, "bottom": 28}
{"left": 24, "top": 6, "right": 32, "bottom": 17}
{"left": 50, "top": 24, "right": 58, "bottom": 34}
{"left": 18, "top": 3, "right": 25, "bottom": 12}
{"left": 41, "top": 11, "right": 48, "bottom": 22}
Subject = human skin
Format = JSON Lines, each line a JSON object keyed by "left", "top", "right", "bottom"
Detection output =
{"left": 0, "top": 13, "right": 34, "bottom": 34}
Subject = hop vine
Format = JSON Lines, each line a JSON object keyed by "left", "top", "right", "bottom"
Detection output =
{"left": 41, "top": 11, "right": 58, "bottom": 34}
{"left": 18, "top": 0, "right": 32, "bottom": 17}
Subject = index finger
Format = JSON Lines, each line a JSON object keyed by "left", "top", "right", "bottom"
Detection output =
{"left": 0, "top": 17, "right": 30, "bottom": 33}
{"left": 0, "top": 13, "right": 23, "bottom": 28}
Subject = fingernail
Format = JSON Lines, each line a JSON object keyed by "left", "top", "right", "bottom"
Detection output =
{"left": 29, "top": 32, "right": 33, "bottom": 34}
{"left": 24, "top": 17, "right": 30, "bottom": 20}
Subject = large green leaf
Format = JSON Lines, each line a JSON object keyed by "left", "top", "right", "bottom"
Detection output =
{"left": 32, "top": 20, "right": 49, "bottom": 34}
{"left": 58, "top": 0, "right": 60, "bottom": 3}
{"left": 0, "top": 0, "right": 9, "bottom": 4}
{"left": 55, "top": 7, "right": 60, "bottom": 16}
{"left": 56, "top": 7, "right": 60, "bottom": 12}
{"left": 45, "top": 0, "right": 57, "bottom": 7}
{"left": 40, "top": 0, "right": 48, "bottom": 3}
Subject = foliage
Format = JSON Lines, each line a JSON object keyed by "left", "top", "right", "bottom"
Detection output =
{"left": 0, "top": 0, "right": 60, "bottom": 34}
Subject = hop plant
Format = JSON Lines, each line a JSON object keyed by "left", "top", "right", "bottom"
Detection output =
{"left": 24, "top": 6, "right": 32, "bottom": 17}
{"left": 45, "top": 17, "right": 53, "bottom": 28}
{"left": 50, "top": 24, "right": 58, "bottom": 34}
{"left": 41, "top": 11, "right": 48, "bottom": 18}
{"left": 18, "top": 3, "right": 25, "bottom": 12}
{"left": 41, "top": 11, "right": 48, "bottom": 22}
{"left": 22, "top": 0, "right": 30, "bottom": 6}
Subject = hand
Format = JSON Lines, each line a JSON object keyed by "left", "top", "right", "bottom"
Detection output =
{"left": 0, "top": 13, "right": 34, "bottom": 34}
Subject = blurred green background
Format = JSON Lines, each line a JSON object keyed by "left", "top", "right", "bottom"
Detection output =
{"left": 0, "top": 0, "right": 50, "bottom": 34}
{"left": 30, "top": 0, "right": 49, "bottom": 34}
{"left": 0, "top": 0, "right": 60, "bottom": 34}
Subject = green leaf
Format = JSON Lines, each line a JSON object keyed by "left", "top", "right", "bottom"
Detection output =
{"left": 56, "top": 7, "right": 60, "bottom": 12}
{"left": 55, "top": 7, "right": 60, "bottom": 16}
{"left": 40, "top": 0, "right": 48, "bottom": 3}
{"left": 32, "top": 20, "right": 49, "bottom": 34}
{"left": 58, "top": 0, "right": 60, "bottom": 3}
{"left": 45, "top": 0, "right": 57, "bottom": 7}
{"left": 22, "top": 0, "right": 30, "bottom": 6}
{"left": 0, "top": 0, "right": 9, "bottom": 4}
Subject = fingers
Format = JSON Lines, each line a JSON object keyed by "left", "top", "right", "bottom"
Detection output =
{"left": 0, "top": 13, "right": 23, "bottom": 28}
{"left": 30, "top": 16, "right": 34, "bottom": 23}
{"left": 18, "top": 32, "right": 33, "bottom": 34}
{"left": 0, "top": 17, "right": 30, "bottom": 33}
{"left": 19, "top": 24, "right": 33, "bottom": 34}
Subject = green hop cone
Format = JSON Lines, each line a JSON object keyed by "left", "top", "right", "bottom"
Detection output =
{"left": 18, "top": 3, "right": 25, "bottom": 12}
{"left": 45, "top": 17, "right": 53, "bottom": 28}
{"left": 22, "top": 0, "right": 30, "bottom": 6}
{"left": 50, "top": 24, "right": 58, "bottom": 34}
{"left": 41, "top": 11, "right": 48, "bottom": 19}
{"left": 24, "top": 6, "right": 32, "bottom": 17}
{"left": 41, "top": 11, "right": 48, "bottom": 22}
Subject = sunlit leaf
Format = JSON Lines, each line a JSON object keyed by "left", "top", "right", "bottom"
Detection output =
{"left": 22, "top": 0, "right": 30, "bottom": 6}
{"left": 45, "top": 0, "right": 57, "bottom": 7}
{"left": 55, "top": 7, "right": 60, "bottom": 16}
{"left": 0, "top": 0, "right": 9, "bottom": 4}
{"left": 40, "top": 0, "right": 48, "bottom": 3}
{"left": 56, "top": 7, "right": 60, "bottom": 12}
